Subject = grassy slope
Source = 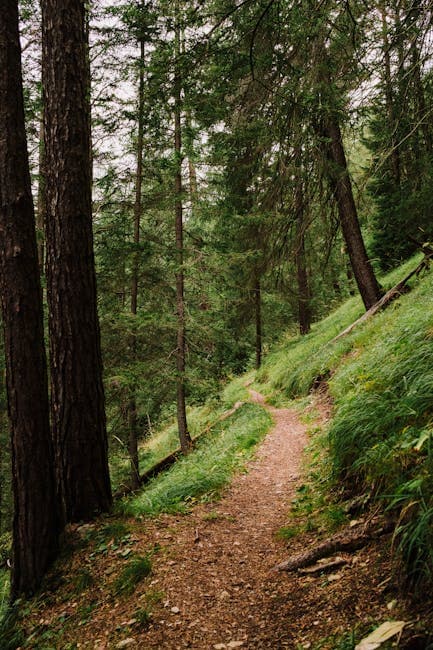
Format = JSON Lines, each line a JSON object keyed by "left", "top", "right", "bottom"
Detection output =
{"left": 110, "top": 368, "right": 271, "bottom": 517}
{"left": 109, "top": 374, "right": 251, "bottom": 494}
{"left": 122, "top": 403, "right": 271, "bottom": 517}
{"left": 257, "top": 253, "right": 433, "bottom": 588}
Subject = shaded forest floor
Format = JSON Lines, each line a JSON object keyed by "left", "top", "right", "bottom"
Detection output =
{"left": 21, "top": 391, "right": 429, "bottom": 649}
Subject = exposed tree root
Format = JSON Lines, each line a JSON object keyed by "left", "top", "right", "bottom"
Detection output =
{"left": 274, "top": 518, "right": 395, "bottom": 572}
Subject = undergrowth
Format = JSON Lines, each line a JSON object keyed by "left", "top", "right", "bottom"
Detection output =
{"left": 258, "top": 253, "right": 433, "bottom": 589}
{"left": 110, "top": 377, "right": 250, "bottom": 493}
{"left": 122, "top": 403, "right": 272, "bottom": 517}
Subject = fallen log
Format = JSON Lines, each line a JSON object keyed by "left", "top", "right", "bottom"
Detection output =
{"left": 331, "top": 254, "right": 431, "bottom": 343}
{"left": 274, "top": 518, "right": 395, "bottom": 572}
{"left": 114, "top": 401, "right": 245, "bottom": 499}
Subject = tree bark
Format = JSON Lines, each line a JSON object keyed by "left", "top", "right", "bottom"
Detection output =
{"left": 0, "top": 1, "right": 60, "bottom": 598}
{"left": 323, "top": 116, "right": 382, "bottom": 310}
{"left": 294, "top": 172, "right": 311, "bottom": 335}
{"left": 254, "top": 271, "right": 262, "bottom": 369}
{"left": 42, "top": 0, "right": 112, "bottom": 522}
{"left": 174, "top": 0, "right": 192, "bottom": 454}
{"left": 380, "top": 5, "right": 401, "bottom": 186}
{"left": 275, "top": 519, "right": 394, "bottom": 572}
{"left": 127, "top": 34, "right": 145, "bottom": 490}
{"left": 36, "top": 117, "right": 46, "bottom": 274}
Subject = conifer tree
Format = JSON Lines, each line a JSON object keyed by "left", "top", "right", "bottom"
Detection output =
{"left": 0, "top": 0, "right": 59, "bottom": 597}
{"left": 42, "top": 0, "right": 112, "bottom": 522}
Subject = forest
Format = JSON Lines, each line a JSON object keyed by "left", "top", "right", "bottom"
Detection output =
{"left": 1, "top": 0, "right": 433, "bottom": 647}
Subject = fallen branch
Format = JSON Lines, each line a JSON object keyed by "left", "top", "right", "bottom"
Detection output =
{"left": 274, "top": 518, "right": 395, "bottom": 572}
{"left": 331, "top": 255, "right": 431, "bottom": 343}
{"left": 114, "top": 401, "right": 245, "bottom": 499}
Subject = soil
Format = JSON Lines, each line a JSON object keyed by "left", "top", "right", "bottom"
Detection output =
{"left": 25, "top": 392, "right": 430, "bottom": 649}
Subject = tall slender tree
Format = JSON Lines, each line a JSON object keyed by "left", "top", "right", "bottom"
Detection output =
{"left": 0, "top": 0, "right": 59, "bottom": 597}
{"left": 174, "top": 0, "right": 192, "bottom": 453}
{"left": 41, "top": 0, "right": 112, "bottom": 522}
{"left": 128, "top": 21, "right": 146, "bottom": 489}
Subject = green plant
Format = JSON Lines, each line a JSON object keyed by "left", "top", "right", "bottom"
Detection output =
{"left": 77, "top": 601, "right": 97, "bottom": 623}
{"left": 122, "top": 404, "right": 272, "bottom": 517}
{"left": 0, "top": 533, "right": 11, "bottom": 570}
{"left": 73, "top": 569, "right": 94, "bottom": 593}
{"left": 112, "top": 556, "right": 152, "bottom": 597}
{"left": 134, "top": 607, "right": 151, "bottom": 628}
{"left": 276, "top": 526, "right": 299, "bottom": 541}
{"left": 0, "top": 605, "right": 24, "bottom": 650}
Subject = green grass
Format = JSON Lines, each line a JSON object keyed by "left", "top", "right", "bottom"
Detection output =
{"left": 110, "top": 386, "right": 249, "bottom": 493}
{"left": 121, "top": 403, "right": 272, "bottom": 517}
{"left": 324, "top": 265, "right": 433, "bottom": 587}
{"left": 112, "top": 555, "right": 152, "bottom": 597}
{"left": 256, "top": 254, "right": 423, "bottom": 400}
{"left": 255, "top": 252, "right": 433, "bottom": 588}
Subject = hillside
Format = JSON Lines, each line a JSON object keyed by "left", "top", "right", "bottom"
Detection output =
{"left": 2, "top": 255, "right": 433, "bottom": 649}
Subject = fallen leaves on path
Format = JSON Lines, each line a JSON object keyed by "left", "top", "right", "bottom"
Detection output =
{"left": 24, "top": 392, "right": 426, "bottom": 649}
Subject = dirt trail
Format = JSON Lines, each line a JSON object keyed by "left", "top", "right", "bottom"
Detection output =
{"left": 139, "top": 391, "right": 309, "bottom": 649}
{"left": 42, "top": 391, "right": 405, "bottom": 648}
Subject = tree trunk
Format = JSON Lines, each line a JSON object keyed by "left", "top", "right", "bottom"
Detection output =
{"left": 294, "top": 171, "right": 311, "bottom": 335}
{"left": 36, "top": 117, "right": 46, "bottom": 274}
{"left": 323, "top": 116, "right": 382, "bottom": 310}
{"left": 174, "top": 1, "right": 192, "bottom": 454}
{"left": 0, "top": 1, "right": 60, "bottom": 598}
{"left": 380, "top": 5, "right": 401, "bottom": 186}
{"left": 42, "top": 0, "right": 112, "bottom": 523}
{"left": 127, "top": 35, "right": 145, "bottom": 490}
{"left": 254, "top": 271, "right": 262, "bottom": 369}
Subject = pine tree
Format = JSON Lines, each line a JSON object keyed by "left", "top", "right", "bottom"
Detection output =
{"left": 0, "top": 0, "right": 59, "bottom": 598}
{"left": 42, "top": 0, "right": 112, "bottom": 522}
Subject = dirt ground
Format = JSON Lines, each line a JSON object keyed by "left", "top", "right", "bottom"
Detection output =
{"left": 27, "top": 392, "right": 430, "bottom": 649}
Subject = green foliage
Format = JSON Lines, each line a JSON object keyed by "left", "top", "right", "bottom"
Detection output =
{"left": 122, "top": 404, "right": 272, "bottom": 516}
{"left": 0, "top": 605, "right": 25, "bottom": 650}
{"left": 256, "top": 256, "right": 421, "bottom": 400}
{"left": 275, "top": 526, "right": 299, "bottom": 541}
{"left": 256, "top": 252, "right": 433, "bottom": 587}
{"left": 0, "top": 533, "right": 11, "bottom": 569}
{"left": 112, "top": 556, "right": 152, "bottom": 597}
{"left": 322, "top": 266, "right": 433, "bottom": 587}
{"left": 72, "top": 569, "right": 94, "bottom": 594}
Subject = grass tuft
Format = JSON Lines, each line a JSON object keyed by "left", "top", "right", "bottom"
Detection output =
{"left": 112, "top": 556, "right": 152, "bottom": 597}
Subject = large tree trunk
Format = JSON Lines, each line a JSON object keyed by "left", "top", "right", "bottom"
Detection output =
{"left": 174, "top": 0, "right": 192, "bottom": 454}
{"left": 36, "top": 117, "right": 46, "bottom": 274}
{"left": 323, "top": 116, "right": 382, "bottom": 310}
{"left": 42, "top": 0, "right": 112, "bottom": 523}
{"left": 0, "top": 1, "right": 60, "bottom": 598}
{"left": 128, "top": 35, "right": 145, "bottom": 490}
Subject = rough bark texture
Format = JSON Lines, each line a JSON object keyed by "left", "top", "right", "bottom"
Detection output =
{"left": 36, "top": 117, "right": 46, "bottom": 274}
{"left": 174, "top": 2, "right": 192, "bottom": 454}
{"left": 294, "top": 177, "right": 311, "bottom": 335}
{"left": 275, "top": 519, "right": 394, "bottom": 572}
{"left": 324, "top": 116, "right": 382, "bottom": 310}
{"left": 42, "top": 0, "right": 112, "bottom": 522}
{"left": 127, "top": 36, "right": 145, "bottom": 490}
{"left": 254, "top": 273, "right": 262, "bottom": 369}
{"left": 0, "top": 1, "right": 59, "bottom": 598}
